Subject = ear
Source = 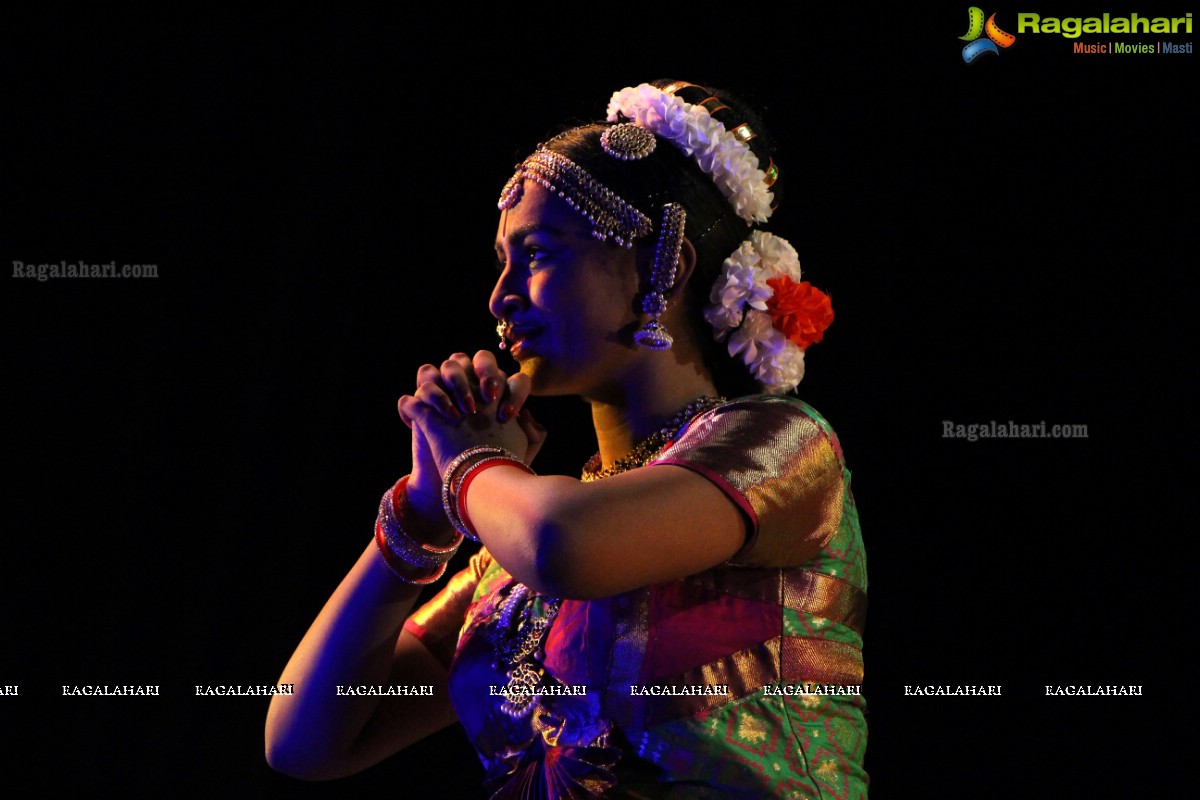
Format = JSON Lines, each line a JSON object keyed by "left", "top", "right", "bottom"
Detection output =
{"left": 666, "top": 237, "right": 698, "bottom": 300}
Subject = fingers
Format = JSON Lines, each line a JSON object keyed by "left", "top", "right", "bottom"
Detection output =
{"left": 439, "top": 353, "right": 477, "bottom": 415}
{"left": 473, "top": 350, "right": 507, "bottom": 406}
{"left": 411, "top": 354, "right": 477, "bottom": 420}
{"left": 397, "top": 395, "right": 427, "bottom": 427}
{"left": 405, "top": 350, "right": 520, "bottom": 424}
{"left": 498, "top": 371, "right": 531, "bottom": 423}
{"left": 415, "top": 363, "right": 442, "bottom": 386}
{"left": 472, "top": 349, "right": 525, "bottom": 423}
{"left": 407, "top": 374, "right": 462, "bottom": 421}
{"left": 396, "top": 396, "right": 415, "bottom": 429}
{"left": 473, "top": 350, "right": 530, "bottom": 423}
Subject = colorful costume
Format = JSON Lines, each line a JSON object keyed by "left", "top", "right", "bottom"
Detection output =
{"left": 405, "top": 396, "right": 868, "bottom": 798}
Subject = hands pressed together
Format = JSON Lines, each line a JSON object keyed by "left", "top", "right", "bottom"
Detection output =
{"left": 396, "top": 350, "right": 546, "bottom": 523}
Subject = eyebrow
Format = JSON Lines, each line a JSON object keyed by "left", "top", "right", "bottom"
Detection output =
{"left": 494, "top": 223, "right": 569, "bottom": 255}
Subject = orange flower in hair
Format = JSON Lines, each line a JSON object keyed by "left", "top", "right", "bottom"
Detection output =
{"left": 765, "top": 277, "right": 834, "bottom": 350}
{"left": 704, "top": 231, "right": 830, "bottom": 393}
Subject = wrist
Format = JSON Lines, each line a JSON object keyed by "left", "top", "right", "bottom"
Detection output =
{"left": 441, "top": 446, "right": 535, "bottom": 542}
{"left": 374, "top": 476, "right": 461, "bottom": 585}
{"left": 402, "top": 479, "right": 457, "bottom": 546}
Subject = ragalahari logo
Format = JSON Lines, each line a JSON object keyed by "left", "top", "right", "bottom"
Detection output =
{"left": 960, "top": 7, "right": 1017, "bottom": 62}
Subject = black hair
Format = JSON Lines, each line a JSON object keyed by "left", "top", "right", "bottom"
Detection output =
{"left": 539, "top": 80, "right": 783, "bottom": 398}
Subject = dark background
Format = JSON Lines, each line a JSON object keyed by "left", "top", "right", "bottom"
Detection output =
{"left": 3, "top": 6, "right": 1191, "bottom": 798}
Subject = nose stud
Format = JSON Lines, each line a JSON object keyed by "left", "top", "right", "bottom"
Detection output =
{"left": 496, "top": 320, "right": 510, "bottom": 350}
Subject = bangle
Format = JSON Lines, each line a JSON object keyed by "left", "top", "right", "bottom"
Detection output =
{"left": 374, "top": 475, "right": 461, "bottom": 584}
{"left": 454, "top": 457, "right": 517, "bottom": 541}
{"left": 374, "top": 521, "right": 448, "bottom": 585}
{"left": 441, "top": 446, "right": 534, "bottom": 541}
{"left": 378, "top": 478, "right": 462, "bottom": 569}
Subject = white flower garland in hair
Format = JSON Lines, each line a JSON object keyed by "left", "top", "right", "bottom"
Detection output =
{"left": 704, "top": 231, "right": 834, "bottom": 395}
{"left": 606, "top": 84, "right": 774, "bottom": 224}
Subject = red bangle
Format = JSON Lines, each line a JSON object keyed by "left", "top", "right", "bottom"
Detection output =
{"left": 454, "top": 458, "right": 524, "bottom": 541}
{"left": 390, "top": 475, "right": 407, "bottom": 520}
{"left": 441, "top": 446, "right": 535, "bottom": 541}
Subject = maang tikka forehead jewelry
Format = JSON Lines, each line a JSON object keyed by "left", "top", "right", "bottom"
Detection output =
{"left": 600, "top": 122, "right": 656, "bottom": 161}
{"left": 498, "top": 146, "right": 652, "bottom": 248}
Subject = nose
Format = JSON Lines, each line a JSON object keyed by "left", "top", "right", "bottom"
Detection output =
{"left": 489, "top": 262, "right": 526, "bottom": 322}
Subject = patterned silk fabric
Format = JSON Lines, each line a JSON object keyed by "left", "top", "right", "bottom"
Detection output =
{"left": 404, "top": 396, "right": 868, "bottom": 798}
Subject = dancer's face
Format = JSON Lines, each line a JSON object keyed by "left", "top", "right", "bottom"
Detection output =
{"left": 491, "top": 181, "right": 644, "bottom": 398}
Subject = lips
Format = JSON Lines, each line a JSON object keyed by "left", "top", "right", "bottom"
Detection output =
{"left": 506, "top": 325, "right": 543, "bottom": 358}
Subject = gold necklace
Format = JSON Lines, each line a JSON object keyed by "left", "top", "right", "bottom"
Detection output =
{"left": 580, "top": 396, "right": 726, "bottom": 482}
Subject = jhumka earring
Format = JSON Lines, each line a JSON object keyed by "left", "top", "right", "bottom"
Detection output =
{"left": 634, "top": 203, "right": 686, "bottom": 350}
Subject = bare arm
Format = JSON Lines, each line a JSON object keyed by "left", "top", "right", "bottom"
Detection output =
{"left": 400, "top": 353, "right": 748, "bottom": 600}
{"left": 265, "top": 353, "right": 538, "bottom": 779}
{"left": 463, "top": 463, "right": 747, "bottom": 600}
{"left": 264, "top": 540, "right": 459, "bottom": 781}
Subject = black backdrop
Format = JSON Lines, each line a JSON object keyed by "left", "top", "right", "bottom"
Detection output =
{"left": 3, "top": 6, "right": 1192, "bottom": 798}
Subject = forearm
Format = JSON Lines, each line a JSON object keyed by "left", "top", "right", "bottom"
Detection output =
{"left": 462, "top": 465, "right": 745, "bottom": 599}
{"left": 265, "top": 540, "right": 453, "bottom": 780}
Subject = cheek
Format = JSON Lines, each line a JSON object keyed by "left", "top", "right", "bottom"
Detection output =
{"left": 574, "top": 283, "right": 637, "bottom": 335}
{"left": 528, "top": 257, "right": 641, "bottom": 346}
{"left": 533, "top": 274, "right": 625, "bottom": 323}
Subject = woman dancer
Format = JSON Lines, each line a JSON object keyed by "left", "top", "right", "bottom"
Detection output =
{"left": 267, "top": 79, "right": 868, "bottom": 798}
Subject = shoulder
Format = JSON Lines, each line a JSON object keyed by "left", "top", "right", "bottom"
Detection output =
{"left": 655, "top": 394, "right": 851, "bottom": 568}
{"left": 663, "top": 393, "right": 844, "bottom": 463}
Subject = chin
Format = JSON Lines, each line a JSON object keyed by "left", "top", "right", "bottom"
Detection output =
{"left": 518, "top": 357, "right": 585, "bottom": 398}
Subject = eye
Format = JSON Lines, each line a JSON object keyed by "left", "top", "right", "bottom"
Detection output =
{"left": 494, "top": 258, "right": 506, "bottom": 273}
{"left": 525, "top": 245, "right": 555, "bottom": 271}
